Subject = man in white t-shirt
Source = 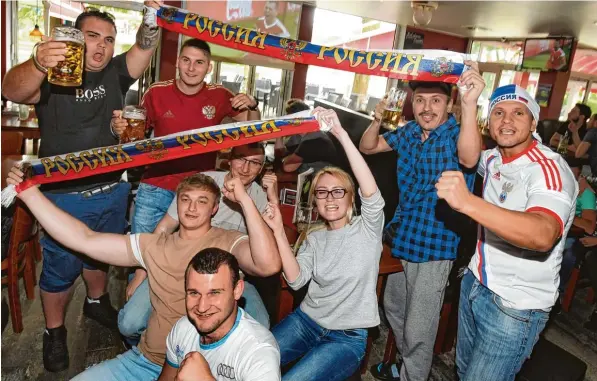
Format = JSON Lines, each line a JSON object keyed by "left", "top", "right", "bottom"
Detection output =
{"left": 435, "top": 84, "right": 578, "bottom": 381}
{"left": 159, "top": 248, "right": 280, "bottom": 381}
{"left": 119, "top": 144, "right": 277, "bottom": 344}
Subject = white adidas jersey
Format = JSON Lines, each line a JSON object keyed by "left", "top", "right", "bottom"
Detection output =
{"left": 470, "top": 141, "right": 578, "bottom": 310}
{"left": 166, "top": 309, "right": 280, "bottom": 381}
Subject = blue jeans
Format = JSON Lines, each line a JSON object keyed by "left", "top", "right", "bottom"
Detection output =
{"left": 118, "top": 278, "right": 270, "bottom": 345}
{"left": 71, "top": 346, "right": 161, "bottom": 381}
{"left": 456, "top": 271, "right": 550, "bottom": 381}
{"left": 132, "top": 183, "right": 176, "bottom": 234}
{"left": 272, "top": 307, "right": 367, "bottom": 381}
{"left": 40, "top": 183, "right": 131, "bottom": 293}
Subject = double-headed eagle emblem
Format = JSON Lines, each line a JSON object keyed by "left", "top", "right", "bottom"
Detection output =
{"left": 279, "top": 39, "right": 308, "bottom": 61}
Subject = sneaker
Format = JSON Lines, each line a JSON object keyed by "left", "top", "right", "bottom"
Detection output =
{"left": 83, "top": 293, "right": 118, "bottom": 329}
{"left": 370, "top": 362, "right": 401, "bottom": 381}
{"left": 584, "top": 310, "right": 597, "bottom": 333}
{"left": 43, "top": 326, "right": 69, "bottom": 372}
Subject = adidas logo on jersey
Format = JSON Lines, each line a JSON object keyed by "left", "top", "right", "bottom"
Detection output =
{"left": 162, "top": 110, "right": 175, "bottom": 118}
{"left": 492, "top": 172, "right": 501, "bottom": 180}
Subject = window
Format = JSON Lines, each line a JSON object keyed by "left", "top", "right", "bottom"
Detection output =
{"left": 305, "top": 8, "right": 396, "bottom": 113}
{"left": 470, "top": 40, "right": 523, "bottom": 65}
{"left": 15, "top": 0, "right": 46, "bottom": 65}
{"left": 560, "top": 79, "right": 588, "bottom": 121}
{"left": 253, "top": 66, "right": 284, "bottom": 118}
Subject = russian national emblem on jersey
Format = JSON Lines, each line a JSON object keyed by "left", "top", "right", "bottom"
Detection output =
{"left": 499, "top": 182, "right": 514, "bottom": 203}
{"left": 202, "top": 105, "right": 216, "bottom": 120}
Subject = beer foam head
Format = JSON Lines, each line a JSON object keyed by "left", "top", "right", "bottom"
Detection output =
{"left": 52, "top": 27, "right": 84, "bottom": 44}
{"left": 124, "top": 111, "right": 146, "bottom": 120}
{"left": 488, "top": 85, "right": 539, "bottom": 122}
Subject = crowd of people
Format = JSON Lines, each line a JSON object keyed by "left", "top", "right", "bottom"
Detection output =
{"left": 2, "top": 3, "right": 597, "bottom": 381}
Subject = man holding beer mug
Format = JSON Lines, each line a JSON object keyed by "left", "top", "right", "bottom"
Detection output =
{"left": 359, "top": 61, "right": 485, "bottom": 381}
{"left": 1, "top": 1, "right": 163, "bottom": 373}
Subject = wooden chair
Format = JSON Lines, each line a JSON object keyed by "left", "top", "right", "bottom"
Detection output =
{"left": 1, "top": 200, "right": 40, "bottom": 333}
{"left": 1, "top": 131, "right": 24, "bottom": 154}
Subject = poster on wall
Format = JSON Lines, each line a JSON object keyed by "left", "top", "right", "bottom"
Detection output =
{"left": 535, "top": 83, "right": 552, "bottom": 107}
{"left": 404, "top": 31, "right": 424, "bottom": 49}
{"left": 186, "top": 0, "right": 301, "bottom": 69}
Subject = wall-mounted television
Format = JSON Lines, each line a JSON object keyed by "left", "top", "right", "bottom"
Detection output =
{"left": 522, "top": 38, "right": 574, "bottom": 72}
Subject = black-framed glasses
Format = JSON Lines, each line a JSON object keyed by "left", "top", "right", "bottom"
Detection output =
{"left": 84, "top": 7, "right": 115, "bottom": 20}
{"left": 231, "top": 154, "right": 264, "bottom": 170}
{"left": 314, "top": 188, "right": 347, "bottom": 199}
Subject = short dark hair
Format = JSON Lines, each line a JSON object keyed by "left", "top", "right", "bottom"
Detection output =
{"left": 231, "top": 143, "right": 266, "bottom": 157}
{"left": 181, "top": 39, "right": 211, "bottom": 58}
{"left": 409, "top": 81, "right": 452, "bottom": 97}
{"left": 75, "top": 10, "right": 116, "bottom": 32}
{"left": 185, "top": 248, "right": 241, "bottom": 287}
{"left": 576, "top": 103, "right": 592, "bottom": 120}
{"left": 285, "top": 99, "right": 310, "bottom": 114}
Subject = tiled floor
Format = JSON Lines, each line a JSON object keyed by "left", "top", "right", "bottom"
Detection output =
{"left": 2, "top": 263, "right": 596, "bottom": 381}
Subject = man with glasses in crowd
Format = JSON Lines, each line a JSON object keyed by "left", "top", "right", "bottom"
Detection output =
{"left": 111, "top": 39, "right": 260, "bottom": 323}
{"left": 117, "top": 143, "right": 277, "bottom": 346}
{"left": 1, "top": 2, "right": 162, "bottom": 372}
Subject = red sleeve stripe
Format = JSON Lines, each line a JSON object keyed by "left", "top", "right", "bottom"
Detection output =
{"left": 526, "top": 206, "right": 565, "bottom": 235}
{"left": 533, "top": 148, "right": 562, "bottom": 191}
{"left": 526, "top": 150, "right": 552, "bottom": 190}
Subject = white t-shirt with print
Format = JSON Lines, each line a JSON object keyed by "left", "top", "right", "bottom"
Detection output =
{"left": 167, "top": 171, "right": 268, "bottom": 234}
{"left": 166, "top": 308, "right": 280, "bottom": 381}
{"left": 470, "top": 141, "right": 578, "bottom": 310}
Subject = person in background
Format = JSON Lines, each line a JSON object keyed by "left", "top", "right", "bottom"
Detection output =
{"left": 557, "top": 161, "right": 596, "bottom": 305}
{"left": 578, "top": 238, "right": 597, "bottom": 333}
{"left": 439, "top": 85, "right": 578, "bottom": 381}
{"left": 263, "top": 108, "right": 385, "bottom": 381}
{"left": 575, "top": 113, "right": 597, "bottom": 175}
{"left": 549, "top": 103, "right": 592, "bottom": 150}
{"left": 255, "top": 0, "right": 290, "bottom": 38}
{"left": 117, "top": 143, "right": 276, "bottom": 345}
{"left": 360, "top": 61, "right": 485, "bottom": 381}
{"left": 1, "top": 3, "right": 162, "bottom": 372}
{"left": 158, "top": 248, "right": 280, "bottom": 381}
{"left": 276, "top": 99, "right": 340, "bottom": 174}
{"left": 547, "top": 40, "right": 567, "bottom": 71}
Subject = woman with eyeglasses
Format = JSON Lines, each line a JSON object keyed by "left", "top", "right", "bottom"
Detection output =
{"left": 262, "top": 107, "right": 385, "bottom": 381}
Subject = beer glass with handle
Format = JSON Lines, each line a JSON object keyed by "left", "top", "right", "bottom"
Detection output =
{"left": 120, "top": 106, "right": 147, "bottom": 144}
{"left": 382, "top": 88, "right": 407, "bottom": 130}
{"left": 48, "top": 27, "right": 85, "bottom": 87}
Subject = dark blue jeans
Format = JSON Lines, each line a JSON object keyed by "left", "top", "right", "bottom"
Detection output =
{"left": 40, "top": 183, "right": 130, "bottom": 293}
{"left": 456, "top": 271, "right": 549, "bottom": 381}
{"left": 272, "top": 307, "right": 367, "bottom": 381}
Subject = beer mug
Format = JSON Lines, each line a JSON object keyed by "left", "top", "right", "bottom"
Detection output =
{"left": 121, "top": 106, "right": 147, "bottom": 144}
{"left": 48, "top": 27, "right": 85, "bottom": 87}
{"left": 382, "top": 88, "right": 407, "bottom": 130}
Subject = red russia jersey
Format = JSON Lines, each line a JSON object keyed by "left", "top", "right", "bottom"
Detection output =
{"left": 140, "top": 80, "right": 241, "bottom": 191}
{"left": 255, "top": 17, "right": 290, "bottom": 37}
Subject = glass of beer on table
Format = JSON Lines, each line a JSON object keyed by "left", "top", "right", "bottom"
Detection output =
{"left": 382, "top": 88, "right": 407, "bottom": 130}
{"left": 48, "top": 27, "right": 85, "bottom": 87}
{"left": 120, "top": 106, "right": 147, "bottom": 144}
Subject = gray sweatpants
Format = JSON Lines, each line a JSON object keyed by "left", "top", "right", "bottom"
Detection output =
{"left": 383, "top": 259, "right": 452, "bottom": 381}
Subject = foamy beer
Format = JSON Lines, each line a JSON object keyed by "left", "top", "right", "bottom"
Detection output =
{"left": 121, "top": 106, "right": 147, "bottom": 144}
{"left": 382, "top": 88, "right": 407, "bottom": 130}
{"left": 48, "top": 27, "right": 85, "bottom": 87}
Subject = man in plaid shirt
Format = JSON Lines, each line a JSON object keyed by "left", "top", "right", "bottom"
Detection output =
{"left": 359, "top": 61, "right": 485, "bottom": 381}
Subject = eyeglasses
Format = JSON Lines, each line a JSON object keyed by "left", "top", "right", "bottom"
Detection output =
{"left": 314, "top": 188, "right": 347, "bottom": 199}
{"left": 231, "top": 155, "right": 264, "bottom": 170}
{"left": 84, "top": 7, "right": 115, "bottom": 20}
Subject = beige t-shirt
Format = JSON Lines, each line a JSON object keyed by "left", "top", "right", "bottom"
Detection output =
{"left": 127, "top": 229, "right": 246, "bottom": 366}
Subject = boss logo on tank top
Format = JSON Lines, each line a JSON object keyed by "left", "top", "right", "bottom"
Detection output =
{"left": 75, "top": 85, "right": 107, "bottom": 103}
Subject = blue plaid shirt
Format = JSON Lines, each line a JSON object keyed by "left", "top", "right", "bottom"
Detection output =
{"left": 382, "top": 115, "right": 475, "bottom": 262}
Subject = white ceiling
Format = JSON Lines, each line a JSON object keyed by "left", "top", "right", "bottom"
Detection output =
{"left": 308, "top": 1, "right": 597, "bottom": 49}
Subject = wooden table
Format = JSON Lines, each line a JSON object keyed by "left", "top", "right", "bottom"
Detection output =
{"left": 2, "top": 115, "right": 41, "bottom": 154}
{"left": 1, "top": 155, "right": 37, "bottom": 189}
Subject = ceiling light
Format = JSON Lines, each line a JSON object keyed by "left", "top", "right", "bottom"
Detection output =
{"left": 411, "top": 1, "right": 438, "bottom": 26}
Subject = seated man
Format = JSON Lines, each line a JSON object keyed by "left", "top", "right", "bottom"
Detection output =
{"left": 159, "top": 248, "right": 280, "bottom": 381}
{"left": 436, "top": 85, "right": 578, "bottom": 381}
{"left": 120, "top": 144, "right": 277, "bottom": 344}
{"left": 6, "top": 168, "right": 280, "bottom": 381}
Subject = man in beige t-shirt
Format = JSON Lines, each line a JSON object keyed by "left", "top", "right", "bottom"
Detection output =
{"left": 7, "top": 167, "right": 281, "bottom": 381}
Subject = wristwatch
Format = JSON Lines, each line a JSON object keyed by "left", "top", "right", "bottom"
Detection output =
{"left": 248, "top": 96, "right": 259, "bottom": 111}
{"left": 31, "top": 42, "right": 48, "bottom": 74}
